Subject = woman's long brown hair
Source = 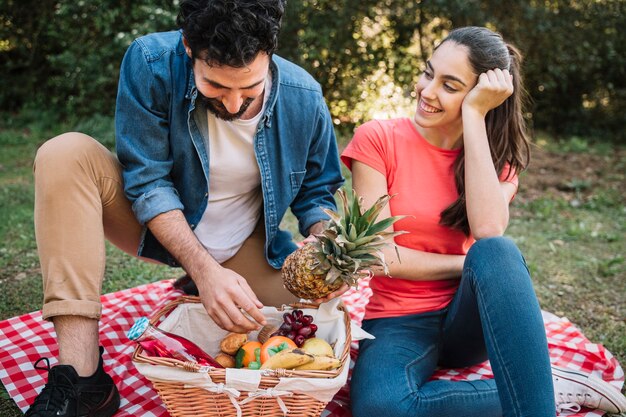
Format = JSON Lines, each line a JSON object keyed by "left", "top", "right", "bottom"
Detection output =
{"left": 437, "top": 27, "right": 531, "bottom": 235}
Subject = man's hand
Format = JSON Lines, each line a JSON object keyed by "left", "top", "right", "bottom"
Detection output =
{"left": 195, "top": 265, "right": 267, "bottom": 333}
{"left": 300, "top": 220, "right": 325, "bottom": 246}
{"left": 147, "top": 210, "right": 267, "bottom": 333}
{"left": 307, "top": 221, "right": 325, "bottom": 237}
{"left": 313, "top": 283, "right": 350, "bottom": 304}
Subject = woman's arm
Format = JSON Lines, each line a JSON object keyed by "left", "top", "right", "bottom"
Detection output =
{"left": 352, "top": 161, "right": 465, "bottom": 281}
{"left": 461, "top": 69, "right": 517, "bottom": 239}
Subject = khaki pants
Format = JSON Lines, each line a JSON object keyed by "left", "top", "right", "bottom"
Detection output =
{"left": 34, "top": 132, "right": 296, "bottom": 321}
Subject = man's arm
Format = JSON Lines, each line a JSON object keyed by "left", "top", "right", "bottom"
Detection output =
{"left": 147, "top": 210, "right": 266, "bottom": 332}
{"left": 290, "top": 100, "right": 344, "bottom": 236}
{"left": 115, "top": 40, "right": 184, "bottom": 224}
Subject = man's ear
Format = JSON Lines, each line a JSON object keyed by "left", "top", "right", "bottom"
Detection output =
{"left": 182, "top": 37, "right": 192, "bottom": 58}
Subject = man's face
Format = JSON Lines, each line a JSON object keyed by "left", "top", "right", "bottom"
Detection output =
{"left": 196, "top": 93, "right": 255, "bottom": 121}
{"left": 185, "top": 42, "right": 270, "bottom": 121}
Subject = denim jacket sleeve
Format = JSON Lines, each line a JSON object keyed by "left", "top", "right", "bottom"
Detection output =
{"left": 115, "top": 40, "right": 184, "bottom": 225}
{"left": 290, "top": 99, "right": 344, "bottom": 236}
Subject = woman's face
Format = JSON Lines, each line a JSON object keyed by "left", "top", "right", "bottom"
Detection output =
{"left": 413, "top": 41, "right": 477, "bottom": 131}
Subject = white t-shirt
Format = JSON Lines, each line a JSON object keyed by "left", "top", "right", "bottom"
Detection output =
{"left": 193, "top": 76, "right": 272, "bottom": 263}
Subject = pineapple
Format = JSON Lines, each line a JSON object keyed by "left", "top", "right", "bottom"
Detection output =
{"left": 282, "top": 188, "right": 406, "bottom": 300}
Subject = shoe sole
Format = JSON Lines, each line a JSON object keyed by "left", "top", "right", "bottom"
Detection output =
{"left": 552, "top": 366, "right": 626, "bottom": 413}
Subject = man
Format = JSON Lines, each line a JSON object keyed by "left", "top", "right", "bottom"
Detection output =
{"left": 26, "top": 0, "right": 343, "bottom": 415}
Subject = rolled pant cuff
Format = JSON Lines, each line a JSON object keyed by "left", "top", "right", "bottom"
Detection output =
{"left": 42, "top": 300, "right": 102, "bottom": 321}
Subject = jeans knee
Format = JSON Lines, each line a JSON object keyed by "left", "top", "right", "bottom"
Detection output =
{"left": 466, "top": 236, "right": 528, "bottom": 277}
{"left": 470, "top": 236, "right": 517, "bottom": 254}
{"left": 467, "top": 236, "right": 522, "bottom": 265}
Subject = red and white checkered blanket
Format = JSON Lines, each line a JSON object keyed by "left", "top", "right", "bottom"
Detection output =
{"left": 0, "top": 279, "right": 623, "bottom": 417}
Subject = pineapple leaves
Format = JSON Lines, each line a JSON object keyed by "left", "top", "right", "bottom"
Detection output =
{"left": 322, "top": 208, "right": 342, "bottom": 225}
{"left": 360, "top": 194, "right": 391, "bottom": 225}
{"left": 325, "top": 265, "right": 343, "bottom": 284}
{"left": 298, "top": 187, "right": 408, "bottom": 291}
{"left": 366, "top": 215, "right": 407, "bottom": 236}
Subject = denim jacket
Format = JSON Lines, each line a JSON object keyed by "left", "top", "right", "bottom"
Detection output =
{"left": 115, "top": 31, "right": 343, "bottom": 268}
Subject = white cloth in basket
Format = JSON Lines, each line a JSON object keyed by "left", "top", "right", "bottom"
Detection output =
{"left": 132, "top": 298, "right": 373, "bottom": 405}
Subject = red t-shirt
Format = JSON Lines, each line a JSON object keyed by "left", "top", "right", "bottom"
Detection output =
{"left": 341, "top": 118, "right": 518, "bottom": 319}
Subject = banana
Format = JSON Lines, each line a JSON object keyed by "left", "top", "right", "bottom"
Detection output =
{"left": 294, "top": 355, "right": 341, "bottom": 371}
{"left": 260, "top": 348, "right": 314, "bottom": 370}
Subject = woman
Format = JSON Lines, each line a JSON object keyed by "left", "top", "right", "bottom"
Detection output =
{"left": 341, "top": 27, "right": 626, "bottom": 417}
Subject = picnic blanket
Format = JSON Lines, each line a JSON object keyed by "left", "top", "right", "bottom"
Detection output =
{"left": 0, "top": 278, "right": 623, "bottom": 417}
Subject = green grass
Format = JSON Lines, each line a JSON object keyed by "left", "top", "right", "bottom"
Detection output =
{"left": 0, "top": 114, "right": 624, "bottom": 415}
{"left": 509, "top": 197, "right": 625, "bottom": 349}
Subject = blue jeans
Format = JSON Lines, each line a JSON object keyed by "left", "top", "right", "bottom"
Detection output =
{"left": 350, "top": 237, "right": 555, "bottom": 417}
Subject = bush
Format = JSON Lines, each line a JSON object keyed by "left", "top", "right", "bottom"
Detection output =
{"left": 0, "top": 0, "right": 178, "bottom": 117}
{"left": 279, "top": 0, "right": 626, "bottom": 141}
{"left": 1, "top": 0, "right": 624, "bottom": 142}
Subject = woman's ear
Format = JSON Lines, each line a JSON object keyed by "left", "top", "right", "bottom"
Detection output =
{"left": 182, "top": 37, "right": 192, "bottom": 58}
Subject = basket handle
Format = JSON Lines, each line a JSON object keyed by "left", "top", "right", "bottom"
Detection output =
{"left": 150, "top": 296, "right": 324, "bottom": 320}
{"left": 147, "top": 295, "right": 200, "bottom": 325}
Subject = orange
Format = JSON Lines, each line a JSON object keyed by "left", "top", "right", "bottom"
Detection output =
{"left": 260, "top": 336, "right": 297, "bottom": 364}
{"left": 235, "top": 341, "right": 262, "bottom": 368}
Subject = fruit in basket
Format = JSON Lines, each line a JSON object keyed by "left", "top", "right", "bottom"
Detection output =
{"left": 260, "top": 348, "right": 314, "bottom": 370}
{"left": 300, "top": 338, "right": 334, "bottom": 357}
{"left": 215, "top": 353, "right": 236, "bottom": 368}
{"left": 235, "top": 341, "right": 263, "bottom": 368}
{"left": 257, "top": 324, "right": 279, "bottom": 344}
{"left": 260, "top": 336, "right": 297, "bottom": 363}
{"left": 282, "top": 188, "right": 406, "bottom": 300}
{"left": 271, "top": 309, "right": 318, "bottom": 347}
{"left": 294, "top": 355, "right": 341, "bottom": 371}
{"left": 219, "top": 332, "right": 248, "bottom": 355}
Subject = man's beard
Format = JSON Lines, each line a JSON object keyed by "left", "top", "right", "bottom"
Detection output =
{"left": 197, "top": 93, "right": 255, "bottom": 121}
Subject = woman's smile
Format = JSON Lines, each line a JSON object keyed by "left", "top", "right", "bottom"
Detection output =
{"left": 418, "top": 99, "right": 443, "bottom": 114}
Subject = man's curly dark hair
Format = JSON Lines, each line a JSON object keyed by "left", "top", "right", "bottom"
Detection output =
{"left": 177, "top": 0, "right": 286, "bottom": 67}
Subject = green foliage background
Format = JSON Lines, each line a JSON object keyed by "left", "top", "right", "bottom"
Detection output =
{"left": 1, "top": 0, "right": 625, "bottom": 140}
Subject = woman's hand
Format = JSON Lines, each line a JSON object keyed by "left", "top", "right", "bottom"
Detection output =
{"left": 462, "top": 68, "right": 513, "bottom": 118}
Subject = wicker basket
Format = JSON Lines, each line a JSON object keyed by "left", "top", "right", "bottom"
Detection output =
{"left": 131, "top": 296, "right": 351, "bottom": 417}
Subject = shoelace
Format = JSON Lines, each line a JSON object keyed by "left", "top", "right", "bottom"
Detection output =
{"left": 556, "top": 402, "right": 582, "bottom": 413}
{"left": 555, "top": 391, "right": 592, "bottom": 413}
{"left": 25, "top": 357, "right": 77, "bottom": 415}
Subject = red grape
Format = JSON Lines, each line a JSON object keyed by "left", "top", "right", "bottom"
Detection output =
{"left": 294, "top": 335, "right": 306, "bottom": 347}
{"left": 297, "top": 326, "right": 312, "bottom": 337}
{"left": 283, "top": 312, "right": 294, "bottom": 325}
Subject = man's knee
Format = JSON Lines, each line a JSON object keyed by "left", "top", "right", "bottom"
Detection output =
{"left": 35, "top": 132, "right": 105, "bottom": 170}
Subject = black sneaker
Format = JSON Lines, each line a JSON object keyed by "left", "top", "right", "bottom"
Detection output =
{"left": 25, "top": 346, "right": 120, "bottom": 417}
